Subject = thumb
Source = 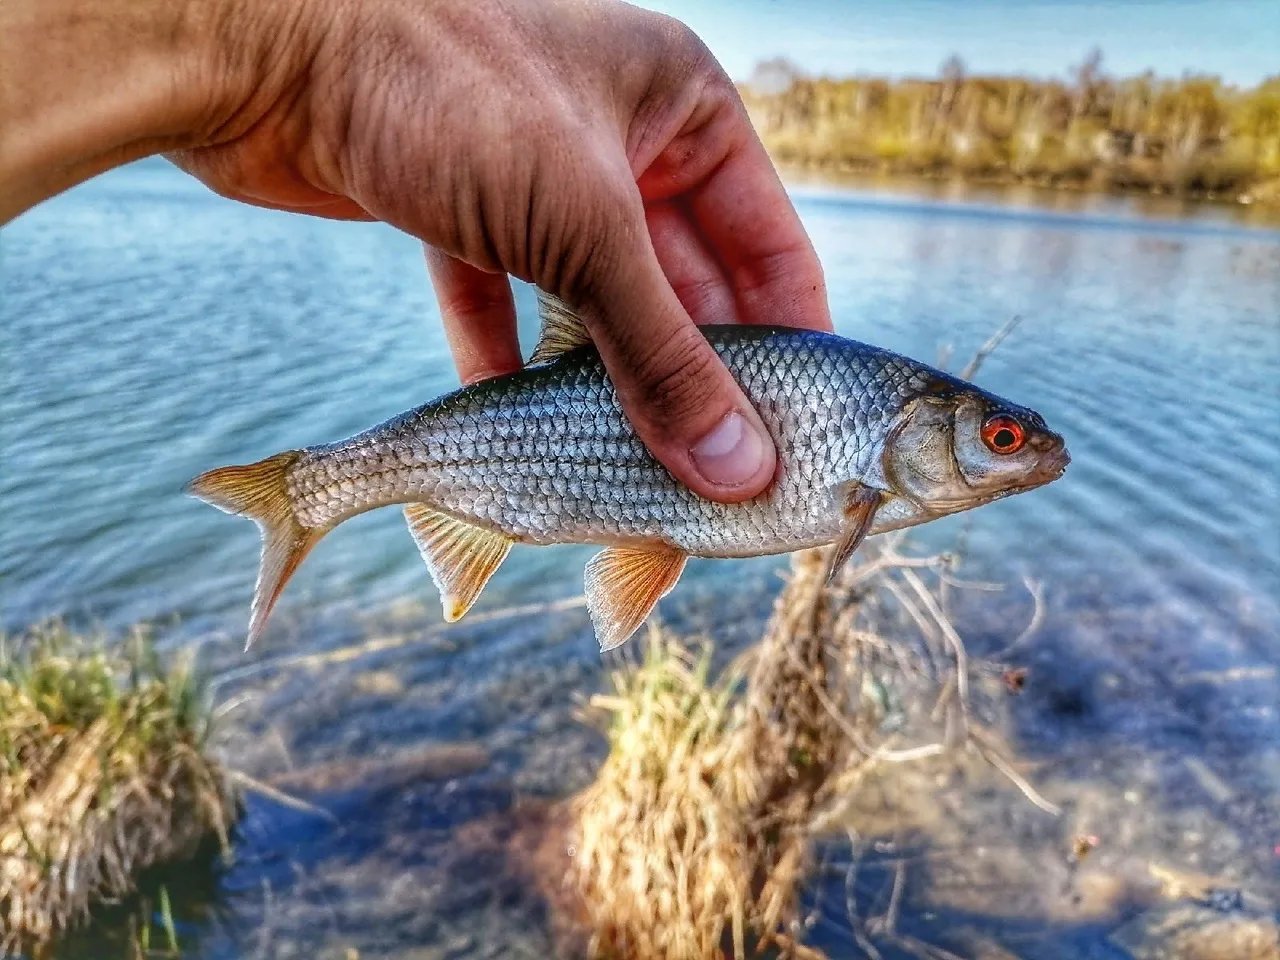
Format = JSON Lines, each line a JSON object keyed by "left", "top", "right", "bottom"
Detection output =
{"left": 566, "top": 185, "right": 777, "bottom": 504}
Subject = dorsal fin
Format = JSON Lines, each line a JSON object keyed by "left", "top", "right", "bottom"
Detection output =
{"left": 530, "top": 290, "right": 592, "bottom": 363}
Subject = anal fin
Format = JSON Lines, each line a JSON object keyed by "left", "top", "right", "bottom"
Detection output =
{"left": 584, "top": 545, "right": 687, "bottom": 652}
{"left": 404, "top": 505, "right": 513, "bottom": 621}
{"left": 826, "top": 485, "right": 884, "bottom": 583}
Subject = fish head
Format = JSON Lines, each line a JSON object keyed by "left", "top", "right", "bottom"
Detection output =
{"left": 883, "top": 385, "right": 1069, "bottom": 516}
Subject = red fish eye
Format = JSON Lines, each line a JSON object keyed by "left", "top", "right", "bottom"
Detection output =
{"left": 981, "top": 415, "right": 1026, "bottom": 454}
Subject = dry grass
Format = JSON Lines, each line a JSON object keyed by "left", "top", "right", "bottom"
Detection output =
{"left": 0, "top": 622, "right": 236, "bottom": 954}
{"left": 742, "top": 66, "right": 1280, "bottom": 205}
{"left": 568, "top": 633, "right": 755, "bottom": 959}
{"left": 564, "top": 540, "right": 1051, "bottom": 960}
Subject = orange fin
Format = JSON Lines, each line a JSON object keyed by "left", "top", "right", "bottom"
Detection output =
{"left": 584, "top": 545, "right": 687, "bottom": 652}
{"left": 826, "top": 484, "right": 883, "bottom": 583}
{"left": 529, "top": 290, "right": 592, "bottom": 363}
{"left": 404, "top": 505, "right": 513, "bottom": 621}
{"left": 187, "top": 450, "right": 322, "bottom": 649}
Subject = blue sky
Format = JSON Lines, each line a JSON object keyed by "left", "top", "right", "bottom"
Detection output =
{"left": 638, "top": 0, "right": 1279, "bottom": 87}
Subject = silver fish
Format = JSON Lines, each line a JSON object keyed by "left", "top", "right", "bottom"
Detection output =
{"left": 190, "top": 294, "right": 1068, "bottom": 651}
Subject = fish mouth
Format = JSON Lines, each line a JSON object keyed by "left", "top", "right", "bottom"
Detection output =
{"left": 1029, "top": 441, "right": 1071, "bottom": 487}
{"left": 923, "top": 440, "right": 1070, "bottom": 513}
{"left": 1001, "top": 440, "right": 1070, "bottom": 497}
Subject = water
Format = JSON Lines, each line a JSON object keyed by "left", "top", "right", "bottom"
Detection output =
{"left": 5, "top": 163, "right": 1278, "bottom": 643}
{"left": 3, "top": 160, "right": 1279, "bottom": 958}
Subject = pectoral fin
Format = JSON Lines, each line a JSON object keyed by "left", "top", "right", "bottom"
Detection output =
{"left": 584, "top": 545, "right": 688, "bottom": 652}
{"left": 826, "top": 485, "right": 884, "bottom": 582}
{"left": 529, "top": 290, "right": 592, "bottom": 363}
{"left": 404, "top": 505, "right": 513, "bottom": 621}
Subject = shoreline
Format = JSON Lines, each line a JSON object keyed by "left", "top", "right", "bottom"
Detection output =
{"left": 741, "top": 68, "right": 1280, "bottom": 219}
{"left": 773, "top": 159, "right": 1280, "bottom": 212}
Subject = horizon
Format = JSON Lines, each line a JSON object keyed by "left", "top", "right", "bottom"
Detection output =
{"left": 638, "top": 0, "right": 1280, "bottom": 88}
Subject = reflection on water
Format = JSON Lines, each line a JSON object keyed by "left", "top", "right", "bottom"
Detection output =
{"left": 3, "top": 160, "right": 1279, "bottom": 957}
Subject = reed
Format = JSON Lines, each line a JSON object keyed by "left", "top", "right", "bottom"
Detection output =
{"left": 561, "top": 539, "right": 1046, "bottom": 959}
{"left": 741, "top": 55, "right": 1280, "bottom": 205}
{"left": 0, "top": 622, "right": 235, "bottom": 954}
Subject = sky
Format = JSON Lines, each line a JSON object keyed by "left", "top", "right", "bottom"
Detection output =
{"left": 638, "top": 0, "right": 1280, "bottom": 87}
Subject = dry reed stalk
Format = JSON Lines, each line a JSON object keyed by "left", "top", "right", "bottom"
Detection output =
{"left": 0, "top": 623, "right": 235, "bottom": 954}
{"left": 564, "top": 537, "right": 1051, "bottom": 960}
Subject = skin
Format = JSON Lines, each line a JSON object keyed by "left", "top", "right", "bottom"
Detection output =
{"left": 0, "top": 0, "right": 832, "bottom": 503}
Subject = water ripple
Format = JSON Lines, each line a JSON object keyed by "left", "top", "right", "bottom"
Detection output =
{"left": 3, "top": 162, "right": 1278, "bottom": 672}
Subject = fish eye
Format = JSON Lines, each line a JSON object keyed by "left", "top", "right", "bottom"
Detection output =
{"left": 981, "top": 414, "right": 1026, "bottom": 455}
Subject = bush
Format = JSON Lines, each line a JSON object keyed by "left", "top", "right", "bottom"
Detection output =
{"left": 0, "top": 624, "right": 236, "bottom": 953}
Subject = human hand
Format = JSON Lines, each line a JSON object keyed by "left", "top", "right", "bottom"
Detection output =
{"left": 2, "top": 0, "right": 831, "bottom": 502}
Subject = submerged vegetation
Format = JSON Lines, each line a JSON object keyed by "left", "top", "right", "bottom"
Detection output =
{"left": 0, "top": 623, "right": 235, "bottom": 955}
{"left": 741, "top": 52, "right": 1280, "bottom": 204}
{"left": 558, "top": 542, "right": 1052, "bottom": 959}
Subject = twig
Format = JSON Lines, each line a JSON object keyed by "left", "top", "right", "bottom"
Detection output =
{"left": 990, "top": 575, "right": 1046, "bottom": 659}
{"left": 226, "top": 770, "right": 338, "bottom": 824}
{"left": 900, "top": 568, "right": 971, "bottom": 727}
{"left": 969, "top": 729, "right": 1061, "bottom": 816}
{"left": 881, "top": 857, "right": 906, "bottom": 935}
{"left": 253, "top": 878, "right": 275, "bottom": 960}
{"left": 1175, "top": 665, "right": 1277, "bottom": 686}
{"left": 211, "top": 691, "right": 255, "bottom": 722}
{"left": 778, "top": 639, "right": 877, "bottom": 756}
{"left": 881, "top": 576, "right": 946, "bottom": 689}
{"left": 873, "top": 742, "right": 947, "bottom": 764}
{"left": 844, "top": 831, "right": 885, "bottom": 960}
{"left": 959, "top": 314, "right": 1024, "bottom": 380}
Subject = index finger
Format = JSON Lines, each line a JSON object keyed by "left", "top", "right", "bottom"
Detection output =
{"left": 424, "top": 246, "right": 522, "bottom": 385}
{"left": 637, "top": 90, "right": 831, "bottom": 334}
{"left": 689, "top": 124, "right": 831, "bottom": 333}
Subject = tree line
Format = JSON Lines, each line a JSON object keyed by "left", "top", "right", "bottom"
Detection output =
{"left": 740, "top": 52, "right": 1280, "bottom": 205}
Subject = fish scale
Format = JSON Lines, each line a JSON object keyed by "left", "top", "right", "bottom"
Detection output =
{"left": 288, "top": 327, "right": 924, "bottom": 555}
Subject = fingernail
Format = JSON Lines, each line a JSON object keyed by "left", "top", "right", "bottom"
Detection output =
{"left": 690, "top": 412, "right": 767, "bottom": 488}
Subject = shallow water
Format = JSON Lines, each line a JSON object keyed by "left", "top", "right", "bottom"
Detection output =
{"left": 3, "top": 162, "right": 1279, "bottom": 958}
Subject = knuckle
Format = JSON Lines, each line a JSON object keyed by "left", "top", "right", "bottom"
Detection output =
{"left": 646, "top": 13, "right": 711, "bottom": 69}
{"left": 631, "top": 328, "right": 723, "bottom": 425}
{"left": 626, "top": 11, "right": 718, "bottom": 99}
{"left": 628, "top": 9, "right": 675, "bottom": 50}
{"left": 732, "top": 247, "right": 801, "bottom": 299}
{"left": 438, "top": 281, "right": 509, "bottom": 322}
{"left": 624, "top": 18, "right": 736, "bottom": 167}
{"left": 546, "top": 164, "right": 639, "bottom": 300}
{"left": 168, "top": 147, "right": 251, "bottom": 203}
{"left": 671, "top": 274, "right": 729, "bottom": 321}
{"left": 581, "top": 171, "right": 641, "bottom": 229}
{"left": 731, "top": 244, "right": 829, "bottom": 324}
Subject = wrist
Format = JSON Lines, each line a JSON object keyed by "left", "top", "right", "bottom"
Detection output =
{"left": 0, "top": 0, "right": 294, "bottom": 222}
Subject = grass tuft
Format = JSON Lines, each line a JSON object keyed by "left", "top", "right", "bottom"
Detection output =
{"left": 0, "top": 622, "right": 235, "bottom": 954}
{"left": 564, "top": 541, "right": 1044, "bottom": 959}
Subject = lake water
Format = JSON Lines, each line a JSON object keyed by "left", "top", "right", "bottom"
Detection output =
{"left": 3, "top": 161, "right": 1279, "bottom": 958}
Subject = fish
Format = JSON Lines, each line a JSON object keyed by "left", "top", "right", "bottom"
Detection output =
{"left": 189, "top": 293, "right": 1069, "bottom": 652}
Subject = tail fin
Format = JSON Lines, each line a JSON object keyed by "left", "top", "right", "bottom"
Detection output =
{"left": 187, "top": 451, "right": 324, "bottom": 649}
